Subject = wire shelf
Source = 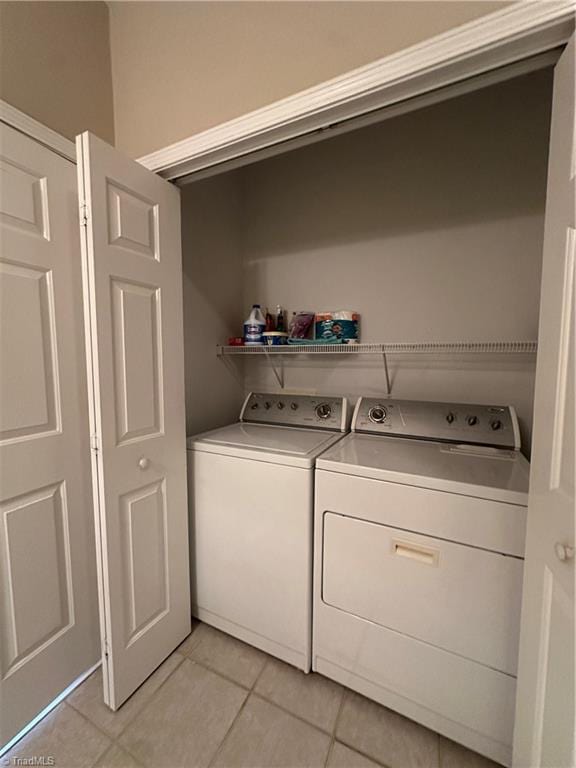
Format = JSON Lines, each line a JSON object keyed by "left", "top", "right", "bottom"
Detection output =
{"left": 217, "top": 341, "right": 538, "bottom": 356}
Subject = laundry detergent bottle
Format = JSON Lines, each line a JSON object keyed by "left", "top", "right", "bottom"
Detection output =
{"left": 244, "top": 304, "right": 266, "bottom": 345}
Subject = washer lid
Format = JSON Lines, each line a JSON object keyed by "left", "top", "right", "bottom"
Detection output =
{"left": 187, "top": 422, "right": 345, "bottom": 468}
{"left": 316, "top": 433, "right": 530, "bottom": 505}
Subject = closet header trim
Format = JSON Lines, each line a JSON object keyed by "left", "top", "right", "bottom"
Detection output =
{"left": 137, "top": 1, "right": 575, "bottom": 182}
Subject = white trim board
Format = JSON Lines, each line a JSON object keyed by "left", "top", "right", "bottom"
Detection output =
{"left": 175, "top": 49, "right": 560, "bottom": 186}
{"left": 0, "top": 100, "right": 76, "bottom": 162}
{"left": 138, "top": 1, "right": 575, "bottom": 182}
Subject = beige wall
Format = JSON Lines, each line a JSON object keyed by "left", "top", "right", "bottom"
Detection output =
{"left": 237, "top": 69, "right": 552, "bottom": 454}
{"left": 0, "top": 1, "right": 114, "bottom": 144}
{"left": 181, "top": 172, "right": 245, "bottom": 436}
{"left": 109, "top": 1, "right": 511, "bottom": 158}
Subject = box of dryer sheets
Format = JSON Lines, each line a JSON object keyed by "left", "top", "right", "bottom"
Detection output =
{"left": 315, "top": 311, "right": 359, "bottom": 342}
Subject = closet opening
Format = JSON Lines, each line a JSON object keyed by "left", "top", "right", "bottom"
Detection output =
{"left": 178, "top": 62, "right": 555, "bottom": 458}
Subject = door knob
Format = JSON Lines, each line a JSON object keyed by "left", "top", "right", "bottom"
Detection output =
{"left": 138, "top": 457, "right": 150, "bottom": 470}
{"left": 554, "top": 542, "right": 574, "bottom": 562}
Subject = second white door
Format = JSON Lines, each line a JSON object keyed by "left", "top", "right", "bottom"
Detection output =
{"left": 77, "top": 132, "right": 190, "bottom": 710}
{"left": 0, "top": 124, "right": 99, "bottom": 747}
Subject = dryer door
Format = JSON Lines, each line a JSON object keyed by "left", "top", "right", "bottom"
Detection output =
{"left": 322, "top": 511, "right": 523, "bottom": 675}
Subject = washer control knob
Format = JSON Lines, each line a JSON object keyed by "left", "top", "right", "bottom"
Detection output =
{"left": 467, "top": 415, "right": 478, "bottom": 426}
{"left": 277, "top": 402, "right": 285, "bottom": 410}
{"left": 251, "top": 402, "right": 259, "bottom": 410}
{"left": 490, "top": 419, "right": 502, "bottom": 431}
{"left": 446, "top": 412, "right": 455, "bottom": 424}
{"left": 264, "top": 401, "right": 272, "bottom": 410}
{"left": 316, "top": 403, "right": 332, "bottom": 420}
{"left": 369, "top": 406, "right": 387, "bottom": 424}
{"left": 555, "top": 542, "right": 574, "bottom": 562}
{"left": 291, "top": 402, "right": 298, "bottom": 410}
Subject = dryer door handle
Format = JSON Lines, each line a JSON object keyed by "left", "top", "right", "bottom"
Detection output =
{"left": 392, "top": 539, "right": 439, "bottom": 567}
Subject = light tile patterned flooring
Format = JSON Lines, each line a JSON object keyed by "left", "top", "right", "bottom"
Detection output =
{"left": 5, "top": 621, "right": 503, "bottom": 768}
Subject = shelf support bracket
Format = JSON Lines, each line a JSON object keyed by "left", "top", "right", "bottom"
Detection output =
{"left": 264, "top": 350, "right": 284, "bottom": 389}
{"left": 382, "top": 352, "right": 391, "bottom": 395}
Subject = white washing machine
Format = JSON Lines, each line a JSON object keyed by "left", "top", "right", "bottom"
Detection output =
{"left": 313, "top": 397, "right": 530, "bottom": 767}
{"left": 188, "top": 392, "right": 349, "bottom": 671}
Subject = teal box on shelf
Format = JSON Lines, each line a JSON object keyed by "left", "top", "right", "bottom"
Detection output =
{"left": 315, "top": 311, "right": 359, "bottom": 342}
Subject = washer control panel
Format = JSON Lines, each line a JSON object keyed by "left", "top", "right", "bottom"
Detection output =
{"left": 353, "top": 397, "right": 520, "bottom": 450}
{"left": 241, "top": 392, "right": 349, "bottom": 431}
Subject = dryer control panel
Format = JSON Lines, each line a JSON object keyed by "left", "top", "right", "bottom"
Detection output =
{"left": 241, "top": 392, "right": 349, "bottom": 432}
{"left": 352, "top": 398, "right": 520, "bottom": 450}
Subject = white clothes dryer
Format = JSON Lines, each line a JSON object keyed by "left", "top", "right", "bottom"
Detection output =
{"left": 313, "top": 397, "right": 530, "bottom": 766}
{"left": 188, "top": 392, "right": 349, "bottom": 671}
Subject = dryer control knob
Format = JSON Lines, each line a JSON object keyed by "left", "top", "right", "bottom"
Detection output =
{"left": 291, "top": 402, "right": 298, "bottom": 410}
{"left": 251, "top": 403, "right": 259, "bottom": 410}
{"left": 490, "top": 419, "right": 502, "bottom": 431}
{"left": 446, "top": 412, "right": 455, "bottom": 424}
{"left": 264, "top": 402, "right": 272, "bottom": 409}
{"left": 277, "top": 402, "right": 285, "bottom": 410}
{"left": 369, "top": 406, "right": 387, "bottom": 423}
{"left": 467, "top": 416, "right": 478, "bottom": 426}
{"left": 316, "top": 403, "right": 332, "bottom": 420}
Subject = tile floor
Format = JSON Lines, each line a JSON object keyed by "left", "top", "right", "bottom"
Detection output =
{"left": 4, "top": 621, "right": 504, "bottom": 768}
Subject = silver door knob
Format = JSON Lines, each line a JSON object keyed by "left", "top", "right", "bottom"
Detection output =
{"left": 554, "top": 543, "right": 575, "bottom": 562}
{"left": 138, "top": 457, "right": 150, "bottom": 470}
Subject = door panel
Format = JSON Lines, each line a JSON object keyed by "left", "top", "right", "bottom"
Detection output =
{"left": 513, "top": 36, "right": 575, "bottom": 768}
{"left": 2, "top": 482, "right": 72, "bottom": 674}
{"left": 0, "top": 124, "right": 99, "bottom": 748}
{"left": 0, "top": 261, "right": 59, "bottom": 440}
{"left": 77, "top": 132, "right": 190, "bottom": 710}
{"left": 0, "top": 156, "right": 49, "bottom": 239}
{"left": 111, "top": 278, "right": 163, "bottom": 443}
{"left": 120, "top": 479, "right": 168, "bottom": 644}
{"left": 106, "top": 181, "right": 159, "bottom": 260}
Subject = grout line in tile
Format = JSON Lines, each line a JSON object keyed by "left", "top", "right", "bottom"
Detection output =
{"left": 188, "top": 650, "right": 346, "bottom": 737}
{"left": 115, "top": 735, "right": 150, "bottom": 768}
{"left": 114, "top": 745, "right": 145, "bottom": 768}
{"left": 323, "top": 687, "right": 347, "bottom": 768}
{"left": 334, "top": 733, "right": 394, "bottom": 768}
{"left": 61, "top": 700, "right": 114, "bottom": 755}
{"left": 324, "top": 737, "right": 336, "bottom": 768}
{"left": 333, "top": 740, "right": 392, "bottom": 768}
{"left": 87, "top": 742, "right": 115, "bottom": 768}
{"left": 249, "top": 691, "right": 336, "bottom": 739}
{"left": 331, "top": 693, "right": 393, "bottom": 768}
{"left": 53, "top": 625, "right": 446, "bottom": 768}
{"left": 79, "top": 651, "right": 186, "bottom": 743}
{"left": 332, "top": 687, "right": 348, "bottom": 738}
{"left": 179, "top": 626, "right": 202, "bottom": 656}
{"left": 206, "top": 686, "right": 252, "bottom": 768}
{"left": 116, "top": 654, "right": 190, "bottom": 741}
{"left": 90, "top": 741, "right": 147, "bottom": 768}
{"left": 250, "top": 656, "right": 270, "bottom": 691}
{"left": 246, "top": 692, "right": 335, "bottom": 766}
{"left": 184, "top": 655, "right": 260, "bottom": 692}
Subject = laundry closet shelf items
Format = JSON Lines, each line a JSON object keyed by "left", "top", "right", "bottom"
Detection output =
{"left": 216, "top": 341, "right": 538, "bottom": 392}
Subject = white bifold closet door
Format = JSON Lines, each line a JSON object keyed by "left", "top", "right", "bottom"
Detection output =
{"left": 0, "top": 124, "right": 100, "bottom": 747}
{"left": 513, "top": 35, "right": 575, "bottom": 768}
{"left": 77, "top": 132, "right": 190, "bottom": 710}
